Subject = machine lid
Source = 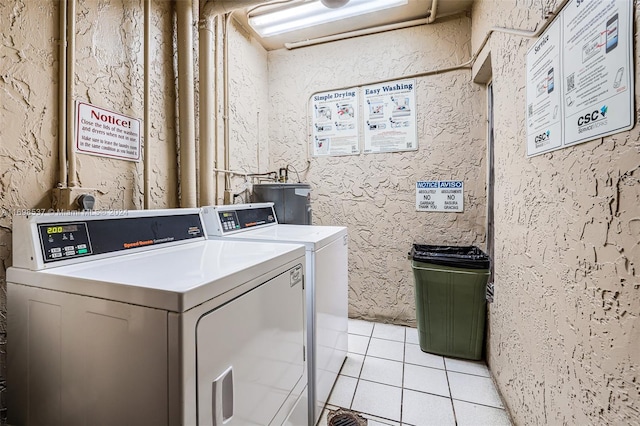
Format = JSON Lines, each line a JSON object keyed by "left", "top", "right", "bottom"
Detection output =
{"left": 7, "top": 239, "right": 305, "bottom": 312}
{"left": 214, "top": 224, "right": 347, "bottom": 251}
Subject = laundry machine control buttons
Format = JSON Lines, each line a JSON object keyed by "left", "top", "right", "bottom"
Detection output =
{"left": 37, "top": 213, "right": 204, "bottom": 264}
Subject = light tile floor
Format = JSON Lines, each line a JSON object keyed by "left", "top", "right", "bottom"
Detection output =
{"left": 318, "top": 319, "right": 512, "bottom": 426}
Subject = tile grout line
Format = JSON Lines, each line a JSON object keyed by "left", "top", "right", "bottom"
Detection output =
{"left": 450, "top": 396, "right": 507, "bottom": 411}
{"left": 400, "top": 327, "right": 406, "bottom": 425}
{"left": 352, "top": 322, "right": 405, "bottom": 424}
{"left": 445, "top": 370, "right": 493, "bottom": 379}
{"left": 444, "top": 360, "right": 459, "bottom": 425}
{"left": 349, "top": 323, "right": 373, "bottom": 410}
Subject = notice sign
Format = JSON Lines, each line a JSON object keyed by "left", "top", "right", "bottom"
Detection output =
{"left": 76, "top": 102, "right": 141, "bottom": 161}
{"left": 310, "top": 88, "right": 359, "bottom": 156}
{"left": 363, "top": 79, "right": 417, "bottom": 154}
{"left": 416, "top": 181, "right": 464, "bottom": 212}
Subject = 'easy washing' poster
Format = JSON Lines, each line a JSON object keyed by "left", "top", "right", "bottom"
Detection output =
{"left": 362, "top": 79, "right": 417, "bottom": 154}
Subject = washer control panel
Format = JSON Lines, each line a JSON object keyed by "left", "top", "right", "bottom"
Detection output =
{"left": 219, "top": 211, "right": 241, "bottom": 233}
{"left": 217, "top": 206, "right": 276, "bottom": 233}
{"left": 202, "top": 203, "right": 278, "bottom": 236}
{"left": 39, "top": 222, "right": 92, "bottom": 262}
{"left": 35, "top": 213, "right": 204, "bottom": 264}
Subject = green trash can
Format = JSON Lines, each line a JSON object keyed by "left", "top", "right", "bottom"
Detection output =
{"left": 410, "top": 244, "right": 490, "bottom": 360}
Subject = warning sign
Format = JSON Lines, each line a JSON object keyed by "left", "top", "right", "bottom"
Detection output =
{"left": 75, "top": 102, "right": 141, "bottom": 162}
{"left": 416, "top": 181, "right": 464, "bottom": 212}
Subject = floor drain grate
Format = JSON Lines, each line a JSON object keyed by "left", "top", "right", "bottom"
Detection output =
{"left": 327, "top": 409, "right": 367, "bottom": 426}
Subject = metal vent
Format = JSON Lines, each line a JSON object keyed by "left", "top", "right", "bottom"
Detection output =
{"left": 327, "top": 409, "right": 367, "bottom": 426}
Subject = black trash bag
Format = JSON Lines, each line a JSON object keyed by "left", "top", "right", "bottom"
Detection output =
{"left": 410, "top": 244, "right": 490, "bottom": 269}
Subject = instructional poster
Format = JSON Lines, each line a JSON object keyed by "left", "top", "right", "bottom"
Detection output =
{"left": 75, "top": 102, "right": 141, "bottom": 161}
{"left": 363, "top": 79, "right": 417, "bottom": 153}
{"left": 562, "top": 0, "right": 633, "bottom": 146}
{"left": 526, "top": 19, "right": 563, "bottom": 156}
{"left": 525, "top": 0, "right": 633, "bottom": 157}
{"left": 310, "top": 88, "right": 359, "bottom": 156}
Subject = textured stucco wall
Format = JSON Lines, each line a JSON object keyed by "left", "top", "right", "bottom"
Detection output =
{"left": 267, "top": 16, "right": 487, "bottom": 324}
{"left": 0, "top": 0, "right": 178, "bottom": 417}
{"left": 0, "top": 1, "right": 59, "bottom": 413}
{"left": 472, "top": 0, "right": 640, "bottom": 424}
{"left": 74, "top": 0, "right": 177, "bottom": 208}
{"left": 227, "top": 18, "right": 269, "bottom": 202}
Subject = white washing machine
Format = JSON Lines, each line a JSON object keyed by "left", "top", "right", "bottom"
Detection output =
{"left": 7, "top": 209, "right": 308, "bottom": 426}
{"left": 201, "top": 203, "right": 348, "bottom": 425}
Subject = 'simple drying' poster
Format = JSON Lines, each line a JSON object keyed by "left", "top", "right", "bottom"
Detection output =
{"left": 310, "top": 88, "right": 359, "bottom": 156}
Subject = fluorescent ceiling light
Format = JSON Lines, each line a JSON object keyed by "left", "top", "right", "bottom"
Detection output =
{"left": 249, "top": 0, "right": 408, "bottom": 38}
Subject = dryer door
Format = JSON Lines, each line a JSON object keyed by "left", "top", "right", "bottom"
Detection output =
{"left": 196, "top": 264, "right": 305, "bottom": 425}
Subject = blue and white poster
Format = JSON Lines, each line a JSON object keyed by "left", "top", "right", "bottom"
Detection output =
{"left": 416, "top": 181, "right": 464, "bottom": 212}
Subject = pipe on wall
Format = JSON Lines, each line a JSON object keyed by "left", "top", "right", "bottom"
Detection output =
{"left": 198, "top": 14, "right": 216, "bottom": 205}
{"left": 285, "top": 0, "right": 439, "bottom": 50}
{"left": 66, "top": 0, "right": 77, "bottom": 187}
{"left": 144, "top": 0, "right": 151, "bottom": 208}
{"left": 58, "top": 0, "right": 68, "bottom": 187}
{"left": 176, "top": 0, "right": 198, "bottom": 207}
{"left": 285, "top": 17, "right": 433, "bottom": 49}
{"left": 201, "top": 0, "right": 267, "bottom": 17}
{"left": 198, "top": 0, "right": 267, "bottom": 204}
{"left": 426, "top": 0, "right": 438, "bottom": 24}
{"left": 214, "top": 15, "right": 222, "bottom": 203}
{"left": 472, "top": 0, "right": 571, "bottom": 67}
{"left": 223, "top": 12, "right": 231, "bottom": 191}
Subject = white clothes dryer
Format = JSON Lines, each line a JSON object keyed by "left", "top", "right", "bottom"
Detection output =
{"left": 7, "top": 209, "right": 307, "bottom": 426}
{"left": 202, "top": 203, "right": 348, "bottom": 425}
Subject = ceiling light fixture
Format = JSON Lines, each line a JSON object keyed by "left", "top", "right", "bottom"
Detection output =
{"left": 248, "top": 0, "right": 408, "bottom": 38}
{"left": 321, "top": 0, "right": 350, "bottom": 8}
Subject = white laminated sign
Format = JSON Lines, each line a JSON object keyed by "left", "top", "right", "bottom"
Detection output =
{"left": 75, "top": 102, "right": 141, "bottom": 161}
{"left": 416, "top": 181, "right": 464, "bottom": 212}
{"left": 525, "top": 0, "right": 634, "bottom": 157}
